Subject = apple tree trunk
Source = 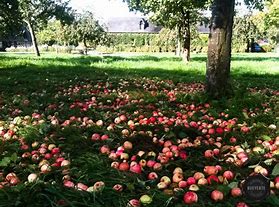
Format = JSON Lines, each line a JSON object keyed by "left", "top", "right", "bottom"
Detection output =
{"left": 25, "top": 20, "right": 40, "bottom": 57}
{"left": 206, "top": 0, "right": 235, "bottom": 98}
{"left": 83, "top": 39, "right": 88, "bottom": 55}
{"left": 182, "top": 11, "right": 191, "bottom": 62}
{"left": 176, "top": 26, "right": 182, "bottom": 57}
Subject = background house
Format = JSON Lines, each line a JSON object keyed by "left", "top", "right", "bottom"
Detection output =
{"left": 105, "top": 17, "right": 162, "bottom": 34}
{"left": 0, "top": 27, "right": 32, "bottom": 51}
{"left": 104, "top": 16, "right": 210, "bottom": 34}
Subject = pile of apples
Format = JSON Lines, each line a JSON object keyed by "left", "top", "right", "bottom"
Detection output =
{"left": 0, "top": 79, "right": 278, "bottom": 206}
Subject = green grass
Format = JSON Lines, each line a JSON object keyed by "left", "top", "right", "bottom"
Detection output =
{"left": 0, "top": 52, "right": 278, "bottom": 207}
{"left": 0, "top": 52, "right": 278, "bottom": 90}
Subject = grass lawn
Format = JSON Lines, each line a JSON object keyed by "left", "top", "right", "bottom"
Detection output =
{"left": 0, "top": 53, "right": 278, "bottom": 207}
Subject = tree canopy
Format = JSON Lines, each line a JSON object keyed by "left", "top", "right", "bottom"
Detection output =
{"left": 67, "top": 11, "right": 108, "bottom": 55}
{"left": 18, "top": 0, "right": 74, "bottom": 56}
{"left": 0, "top": 0, "right": 21, "bottom": 38}
{"left": 124, "top": 0, "right": 210, "bottom": 61}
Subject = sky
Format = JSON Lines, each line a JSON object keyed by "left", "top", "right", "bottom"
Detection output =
{"left": 69, "top": 0, "right": 251, "bottom": 20}
{"left": 69, "top": 0, "right": 142, "bottom": 20}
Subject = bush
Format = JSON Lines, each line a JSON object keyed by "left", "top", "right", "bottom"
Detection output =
{"left": 5, "top": 45, "right": 74, "bottom": 54}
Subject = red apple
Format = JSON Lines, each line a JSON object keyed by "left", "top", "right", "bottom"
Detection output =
{"left": 204, "top": 150, "right": 214, "bottom": 158}
{"left": 100, "top": 145, "right": 110, "bottom": 154}
{"left": 178, "top": 180, "right": 188, "bottom": 188}
{"left": 112, "top": 184, "right": 123, "bottom": 192}
{"left": 153, "top": 163, "right": 162, "bottom": 171}
{"left": 93, "top": 181, "right": 105, "bottom": 192}
{"left": 213, "top": 148, "right": 220, "bottom": 156}
{"left": 223, "top": 170, "right": 234, "bottom": 181}
{"left": 230, "top": 137, "right": 237, "bottom": 143}
{"left": 207, "top": 175, "right": 219, "bottom": 185}
{"left": 204, "top": 166, "right": 218, "bottom": 175}
{"left": 111, "top": 161, "right": 119, "bottom": 169}
{"left": 130, "top": 163, "right": 142, "bottom": 174}
{"left": 197, "top": 178, "right": 208, "bottom": 185}
{"left": 127, "top": 199, "right": 141, "bottom": 207}
{"left": 211, "top": 190, "right": 224, "bottom": 201}
{"left": 91, "top": 133, "right": 100, "bottom": 141}
{"left": 216, "top": 127, "right": 224, "bottom": 134}
{"left": 123, "top": 141, "right": 133, "bottom": 150}
{"left": 148, "top": 172, "right": 158, "bottom": 180}
{"left": 173, "top": 173, "right": 184, "bottom": 183}
{"left": 61, "top": 160, "right": 70, "bottom": 167}
{"left": 179, "top": 151, "right": 187, "bottom": 160}
{"left": 44, "top": 153, "right": 52, "bottom": 159}
{"left": 119, "top": 162, "right": 129, "bottom": 171}
{"left": 64, "top": 180, "right": 75, "bottom": 188}
{"left": 187, "top": 177, "right": 196, "bottom": 186}
{"left": 77, "top": 182, "right": 88, "bottom": 191}
{"left": 183, "top": 191, "right": 198, "bottom": 204}
{"left": 241, "top": 126, "right": 250, "bottom": 133}
{"left": 100, "top": 134, "right": 109, "bottom": 140}
{"left": 10, "top": 177, "right": 20, "bottom": 185}
{"left": 231, "top": 187, "right": 242, "bottom": 197}
{"left": 193, "top": 172, "right": 205, "bottom": 180}
{"left": 146, "top": 160, "right": 156, "bottom": 168}
{"left": 208, "top": 128, "right": 215, "bottom": 135}
{"left": 173, "top": 167, "right": 183, "bottom": 174}
{"left": 119, "top": 115, "right": 127, "bottom": 122}
{"left": 236, "top": 202, "right": 249, "bottom": 207}
{"left": 40, "top": 164, "right": 51, "bottom": 173}
{"left": 6, "top": 173, "right": 17, "bottom": 182}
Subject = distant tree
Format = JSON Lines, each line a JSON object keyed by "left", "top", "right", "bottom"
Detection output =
{"left": 18, "top": 0, "right": 74, "bottom": 56}
{"left": 37, "top": 20, "right": 68, "bottom": 46}
{"left": 264, "top": 0, "right": 279, "bottom": 46}
{"left": 69, "top": 11, "right": 107, "bottom": 55}
{"left": 124, "top": 0, "right": 209, "bottom": 62}
{"left": 233, "top": 14, "right": 262, "bottom": 52}
{"left": 265, "top": 0, "right": 279, "bottom": 27}
{"left": 0, "top": 0, "right": 21, "bottom": 38}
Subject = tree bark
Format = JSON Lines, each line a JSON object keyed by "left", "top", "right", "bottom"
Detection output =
{"left": 206, "top": 0, "right": 235, "bottom": 98}
{"left": 83, "top": 38, "right": 88, "bottom": 55}
{"left": 245, "top": 38, "right": 250, "bottom": 52}
{"left": 176, "top": 26, "right": 182, "bottom": 56}
{"left": 25, "top": 20, "right": 40, "bottom": 57}
{"left": 182, "top": 11, "right": 191, "bottom": 62}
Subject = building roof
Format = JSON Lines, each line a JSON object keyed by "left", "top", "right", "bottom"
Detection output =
{"left": 197, "top": 24, "right": 210, "bottom": 34}
{"left": 104, "top": 17, "right": 162, "bottom": 33}
{"left": 104, "top": 16, "right": 210, "bottom": 34}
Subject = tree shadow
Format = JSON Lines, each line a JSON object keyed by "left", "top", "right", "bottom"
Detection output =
{"left": 0, "top": 54, "right": 278, "bottom": 94}
{"left": 231, "top": 56, "right": 279, "bottom": 62}
{"left": 0, "top": 54, "right": 182, "bottom": 66}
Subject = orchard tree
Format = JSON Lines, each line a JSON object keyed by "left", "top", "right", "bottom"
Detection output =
{"left": 18, "top": 0, "right": 73, "bottom": 56}
{"left": 265, "top": 0, "right": 279, "bottom": 27}
{"left": 205, "top": 0, "right": 269, "bottom": 98}
{"left": 233, "top": 14, "right": 262, "bottom": 52}
{"left": 0, "top": 0, "right": 21, "bottom": 38}
{"left": 70, "top": 11, "right": 107, "bottom": 55}
{"left": 264, "top": 0, "right": 279, "bottom": 46}
{"left": 37, "top": 20, "right": 69, "bottom": 46}
{"left": 124, "top": 0, "right": 209, "bottom": 62}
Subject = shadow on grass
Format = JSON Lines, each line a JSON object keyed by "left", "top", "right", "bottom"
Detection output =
{"left": 0, "top": 54, "right": 182, "bottom": 65}
{"left": 0, "top": 55, "right": 278, "bottom": 94}
{"left": 191, "top": 55, "right": 279, "bottom": 62}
